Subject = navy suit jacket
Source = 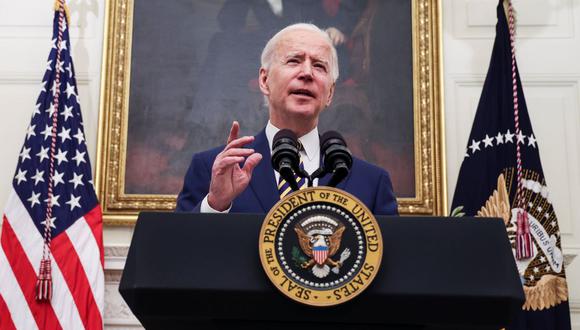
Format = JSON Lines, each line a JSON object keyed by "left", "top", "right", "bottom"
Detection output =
{"left": 176, "top": 130, "right": 398, "bottom": 215}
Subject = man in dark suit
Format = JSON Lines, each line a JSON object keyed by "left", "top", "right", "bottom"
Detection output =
{"left": 176, "top": 23, "right": 397, "bottom": 215}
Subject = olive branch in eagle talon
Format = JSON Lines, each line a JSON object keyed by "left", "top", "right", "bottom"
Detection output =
{"left": 291, "top": 246, "right": 308, "bottom": 268}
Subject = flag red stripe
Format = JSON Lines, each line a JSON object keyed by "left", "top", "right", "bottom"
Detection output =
{"left": 0, "top": 294, "right": 17, "bottom": 330}
{"left": 66, "top": 214, "right": 105, "bottom": 314}
{"left": 0, "top": 217, "right": 62, "bottom": 330}
{"left": 84, "top": 205, "right": 104, "bottom": 267}
{"left": 4, "top": 192, "right": 85, "bottom": 328}
{"left": 52, "top": 230, "right": 103, "bottom": 330}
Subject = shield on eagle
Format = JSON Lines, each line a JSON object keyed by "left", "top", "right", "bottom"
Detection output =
{"left": 313, "top": 245, "right": 329, "bottom": 265}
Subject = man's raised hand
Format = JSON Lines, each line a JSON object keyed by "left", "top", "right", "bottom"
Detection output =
{"left": 207, "top": 121, "right": 262, "bottom": 211}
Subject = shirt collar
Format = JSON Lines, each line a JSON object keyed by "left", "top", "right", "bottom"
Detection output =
{"left": 265, "top": 121, "right": 319, "bottom": 161}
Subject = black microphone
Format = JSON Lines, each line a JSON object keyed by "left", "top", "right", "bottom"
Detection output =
{"left": 271, "top": 129, "right": 301, "bottom": 191}
{"left": 320, "top": 131, "right": 353, "bottom": 187}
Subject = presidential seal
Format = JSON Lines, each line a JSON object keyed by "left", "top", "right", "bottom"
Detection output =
{"left": 259, "top": 187, "right": 383, "bottom": 307}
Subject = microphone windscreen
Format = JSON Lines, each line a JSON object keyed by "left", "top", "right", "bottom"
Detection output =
{"left": 273, "top": 129, "right": 298, "bottom": 144}
{"left": 320, "top": 130, "right": 346, "bottom": 150}
{"left": 271, "top": 129, "right": 300, "bottom": 173}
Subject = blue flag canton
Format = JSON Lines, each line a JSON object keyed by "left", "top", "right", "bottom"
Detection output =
{"left": 12, "top": 11, "right": 98, "bottom": 237}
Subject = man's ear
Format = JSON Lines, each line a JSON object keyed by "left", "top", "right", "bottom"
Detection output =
{"left": 326, "top": 83, "right": 336, "bottom": 107}
{"left": 259, "top": 67, "right": 269, "bottom": 96}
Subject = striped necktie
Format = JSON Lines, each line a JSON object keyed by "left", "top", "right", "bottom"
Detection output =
{"left": 278, "top": 158, "right": 307, "bottom": 199}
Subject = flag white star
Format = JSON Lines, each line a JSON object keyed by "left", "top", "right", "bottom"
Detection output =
{"left": 39, "top": 81, "right": 47, "bottom": 93}
{"left": 26, "top": 124, "right": 36, "bottom": 140}
{"left": 14, "top": 169, "right": 27, "bottom": 185}
{"left": 544, "top": 213, "right": 550, "bottom": 219}
{"left": 61, "top": 105, "right": 74, "bottom": 121}
{"left": 69, "top": 172, "right": 84, "bottom": 189}
{"left": 65, "top": 82, "right": 77, "bottom": 99}
{"left": 60, "top": 19, "right": 68, "bottom": 33}
{"left": 468, "top": 139, "right": 480, "bottom": 153}
{"left": 66, "top": 63, "right": 73, "bottom": 78}
{"left": 28, "top": 192, "right": 41, "bottom": 208}
{"left": 504, "top": 129, "right": 514, "bottom": 143}
{"left": 482, "top": 134, "right": 494, "bottom": 148}
{"left": 31, "top": 169, "right": 45, "bottom": 185}
{"left": 19, "top": 147, "right": 31, "bottom": 162}
{"left": 72, "top": 150, "right": 86, "bottom": 166}
{"left": 516, "top": 131, "right": 526, "bottom": 144}
{"left": 52, "top": 38, "right": 66, "bottom": 50}
{"left": 56, "top": 60, "right": 65, "bottom": 73}
{"left": 73, "top": 129, "right": 85, "bottom": 144}
{"left": 65, "top": 194, "right": 82, "bottom": 211}
{"left": 550, "top": 221, "right": 556, "bottom": 227}
{"left": 54, "top": 149, "right": 68, "bottom": 165}
{"left": 533, "top": 267, "right": 539, "bottom": 273}
{"left": 46, "top": 59, "right": 53, "bottom": 71}
{"left": 529, "top": 275, "right": 535, "bottom": 281}
{"left": 537, "top": 206, "right": 543, "bottom": 212}
{"left": 44, "top": 194, "right": 61, "bottom": 207}
{"left": 51, "top": 80, "right": 59, "bottom": 96}
{"left": 53, "top": 170, "right": 65, "bottom": 187}
{"left": 41, "top": 125, "right": 53, "bottom": 140}
{"left": 495, "top": 132, "right": 504, "bottom": 144}
{"left": 58, "top": 127, "right": 71, "bottom": 143}
{"left": 36, "top": 146, "right": 50, "bottom": 163}
{"left": 45, "top": 103, "right": 56, "bottom": 118}
{"left": 540, "top": 256, "right": 546, "bottom": 262}
{"left": 33, "top": 102, "right": 42, "bottom": 117}
{"left": 41, "top": 216, "right": 57, "bottom": 229}
{"left": 528, "top": 134, "right": 537, "bottom": 148}
{"left": 545, "top": 265, "right": 551, "bottom": 271}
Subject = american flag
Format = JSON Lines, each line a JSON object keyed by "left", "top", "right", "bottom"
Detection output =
{"left": 0, "top": 2, "right": 104, "bottom": 329}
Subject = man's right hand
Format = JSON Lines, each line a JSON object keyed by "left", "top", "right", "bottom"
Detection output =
{"left": 207, "top": 121, "right": 262, "bottom": 211}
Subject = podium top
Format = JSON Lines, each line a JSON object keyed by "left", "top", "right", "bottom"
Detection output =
{"left": 120, "top": 212, "right": 524, "bottom": 329}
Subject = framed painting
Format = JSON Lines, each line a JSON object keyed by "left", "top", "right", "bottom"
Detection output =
{"left": 96, "top": 0, "right": 446, "bottom": 224}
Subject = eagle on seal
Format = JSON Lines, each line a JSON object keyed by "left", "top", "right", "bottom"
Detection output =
{"left": 294, "top": 224, "right": 346, "bottom": 278}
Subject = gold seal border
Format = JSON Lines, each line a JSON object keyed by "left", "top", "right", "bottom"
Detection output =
{"left": 259, "top": 187, "right": 383, "bottom": 307}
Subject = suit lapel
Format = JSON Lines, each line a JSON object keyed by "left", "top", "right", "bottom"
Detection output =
{"left": 318, "top": 172, "right": 332, "bottom": 187}
{"left": 248, "top": 130, "right": 279, "bottom": 212}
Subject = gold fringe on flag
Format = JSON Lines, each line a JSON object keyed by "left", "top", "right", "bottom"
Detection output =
{"left": 53, "top": 0, "right": 71, "bottom": 23}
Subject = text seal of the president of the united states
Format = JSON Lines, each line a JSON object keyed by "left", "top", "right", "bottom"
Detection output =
{"left": 259, "top": 186, "right": 383, "bottom": 307}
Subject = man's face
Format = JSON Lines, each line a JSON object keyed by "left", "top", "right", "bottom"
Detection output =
{"left": 259, "top": 29, "right": 335, "bottom": 128}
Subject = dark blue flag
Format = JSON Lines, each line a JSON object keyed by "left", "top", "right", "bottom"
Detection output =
{"left": 451, "top": 1, "right": 571, "bottom": 329}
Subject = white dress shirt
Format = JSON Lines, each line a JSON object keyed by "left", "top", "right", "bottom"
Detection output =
{"left": 201, "top": 121, "right": 320, "bottom": 213}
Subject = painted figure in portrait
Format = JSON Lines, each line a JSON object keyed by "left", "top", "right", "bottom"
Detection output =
{"left": 125, "top": 0, "right": 414, "bottom": 198}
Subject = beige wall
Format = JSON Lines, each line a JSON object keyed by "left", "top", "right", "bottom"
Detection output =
{"left": 0, "top": 0, "right": 578, "bottom": 328}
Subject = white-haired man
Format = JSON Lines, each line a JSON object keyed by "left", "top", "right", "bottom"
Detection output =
{"left": 176, "top": 23, "right": 398, "bottom": 215}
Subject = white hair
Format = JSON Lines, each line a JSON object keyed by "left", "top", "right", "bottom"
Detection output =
{"left": 260, "top": 23, "right": 339, "bottom": 82}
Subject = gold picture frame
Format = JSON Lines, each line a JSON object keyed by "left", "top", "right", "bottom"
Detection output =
{"left": 96, "top": 0, "right": 446, "bottom": 225}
